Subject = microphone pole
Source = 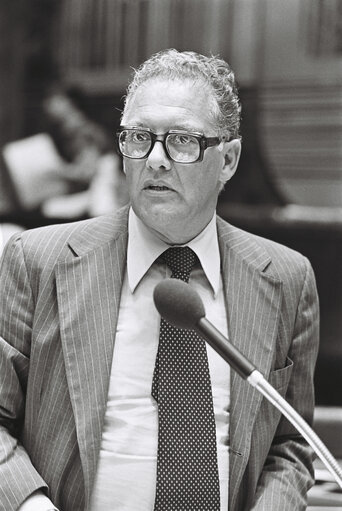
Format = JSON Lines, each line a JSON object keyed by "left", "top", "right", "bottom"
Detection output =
{"left": 153, "top": 279, "right": 342, "bottom": 489}
{"left": 196, "top": 316, "right": 342, "bottom": 489}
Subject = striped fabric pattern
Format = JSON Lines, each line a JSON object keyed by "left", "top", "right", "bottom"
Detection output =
{"left": 0, "top": 206, "right": 319, "bottom": 511}
{"left": 216, "top": 217, "right": 319, "bottom": 510}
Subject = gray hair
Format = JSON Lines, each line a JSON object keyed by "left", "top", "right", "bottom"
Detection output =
{"left": 123, "top": 49, "right": 241, "bottom": 140}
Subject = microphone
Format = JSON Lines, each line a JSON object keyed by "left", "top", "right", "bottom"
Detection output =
{"left": 153, "top": 278, "right": 256, "bottom": 379}
{"left": 153, "top": 278, "right": 342, "bottom": 489}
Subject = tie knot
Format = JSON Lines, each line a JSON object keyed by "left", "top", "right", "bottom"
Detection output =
{"left": 162, "top": 246, "right": 198, "bottom": 282}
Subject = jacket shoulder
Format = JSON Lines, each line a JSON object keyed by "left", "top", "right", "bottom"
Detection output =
{"left": 6, "top": 207, "right": 129, "bottom": 271}
{"left": 217, "top": 215, "right": 312, "bottom": 280}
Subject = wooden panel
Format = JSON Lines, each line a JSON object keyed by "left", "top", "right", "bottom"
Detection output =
{"left": 55, "top": 0, "right": 236, "bottom": 92}
{"left": 260, "top": 84, "right": 342, "bottom": 207}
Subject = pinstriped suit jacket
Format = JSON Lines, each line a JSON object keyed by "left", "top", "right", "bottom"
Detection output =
{"left": 0, "top": 206, "right": 319, "bottom": 511}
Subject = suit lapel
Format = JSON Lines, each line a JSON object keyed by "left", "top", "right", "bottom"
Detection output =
{"left": 55, "top": 210, "right": 128, "bottom": 507}
{"left": 217, "top": 218, "right": 283, "bottom": 510}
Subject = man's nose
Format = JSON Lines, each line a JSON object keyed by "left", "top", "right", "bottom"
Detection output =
{"left": 146, "top": 139, "right": 171, "bottom": 171}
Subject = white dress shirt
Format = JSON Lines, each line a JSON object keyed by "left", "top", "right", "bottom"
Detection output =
{"left": 19, "top": 209, "right": 230, "bottom": 511}
{"left": 90, "top": 209, "right": 230, "bottom": 510}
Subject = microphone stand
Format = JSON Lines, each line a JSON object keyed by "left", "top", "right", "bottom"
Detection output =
{"left": 248, "top": 370, "right": 342, "bottom": 489}
{"left": 196, "top": 317, "right": 342, "bottom": 489}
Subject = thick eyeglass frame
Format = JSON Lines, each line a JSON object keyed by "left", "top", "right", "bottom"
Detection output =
{"left": 116, "top": 125, "right": 222, "bottom": 163}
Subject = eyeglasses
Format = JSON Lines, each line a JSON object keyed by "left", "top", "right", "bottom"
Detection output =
{"left": 116, "top": 126, "right": 221, "bottom": 163}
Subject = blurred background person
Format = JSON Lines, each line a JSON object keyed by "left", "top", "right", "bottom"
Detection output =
{"left": 1, "top": 86, "right": 128, "bottom": 223}
{"left": 41, "top": 86, "right": 129, "bottom": 219}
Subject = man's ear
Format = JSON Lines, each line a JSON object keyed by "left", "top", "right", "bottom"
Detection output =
{"left": 219, "top": 138, "right": 241, "bottom": 186}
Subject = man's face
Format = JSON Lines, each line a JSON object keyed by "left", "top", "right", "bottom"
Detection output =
{"left": 121, "top": 78, "right": 239, "bottom": 244}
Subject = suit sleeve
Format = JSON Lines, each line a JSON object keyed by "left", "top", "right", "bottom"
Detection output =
{"left": 0, "top": 235, "right": 48, "bottom": 511}
{"left": 250, "top": 257, "right": 320, "bottom": 510}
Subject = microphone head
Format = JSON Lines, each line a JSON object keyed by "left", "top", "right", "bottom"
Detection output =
{"left": 153, "top": 278, "right": 205, "bottom": 330}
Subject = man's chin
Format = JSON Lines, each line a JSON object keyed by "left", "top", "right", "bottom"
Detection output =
{"left": 138, "top": 206, "right": 185, "bottom": 243}
{"left": 139, "top": 200, "right": 179, "bottom": 222}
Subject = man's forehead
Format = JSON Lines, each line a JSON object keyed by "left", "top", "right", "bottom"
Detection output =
{"left": 122, "top": 77, "right": 213, "bottom": 129}
{"left": 125, "top": 77, "right": 209, "bottom": 108}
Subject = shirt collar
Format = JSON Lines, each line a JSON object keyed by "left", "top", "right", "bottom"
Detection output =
{"left": 127, "top": 208, "right": 221, "bottom": 296}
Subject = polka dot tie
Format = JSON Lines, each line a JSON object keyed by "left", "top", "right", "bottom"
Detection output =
{"left": 152, "top": 246, "right": 220, "bottom": 510}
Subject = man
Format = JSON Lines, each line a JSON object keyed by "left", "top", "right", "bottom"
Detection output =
{"left": 0, "top": 50, "right": 319, "bottom": 510}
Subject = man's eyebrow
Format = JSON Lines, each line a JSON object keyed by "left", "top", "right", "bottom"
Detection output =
{"left": 123, "top": 121, "right": 144, "bottom": 127}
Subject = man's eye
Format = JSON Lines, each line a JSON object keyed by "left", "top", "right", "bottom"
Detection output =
{"left": 131, "top": 131, "right": 150, "bottom": 143}
{"left": 171, "top": 134, "right": 193, "bottom": 145}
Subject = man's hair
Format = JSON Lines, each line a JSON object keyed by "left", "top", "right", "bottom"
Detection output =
{"left": 123, "top": 49, "right": 241, "bottom": 139}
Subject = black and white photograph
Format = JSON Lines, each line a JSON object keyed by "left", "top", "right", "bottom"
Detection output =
{"left": 0, "top": 1, "right": 341, "bottom": 510}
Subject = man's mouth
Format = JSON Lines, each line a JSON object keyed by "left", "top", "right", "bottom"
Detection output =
{"left": 146, "top": 185, "right": 170, "bottom": 191}
{"left": 144, "top": 185, "right": 172, "bottom": 192}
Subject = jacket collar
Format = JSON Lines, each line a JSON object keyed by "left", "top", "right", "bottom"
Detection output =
{"left": 66, "top": 206, "right": 130, "bottom": 257}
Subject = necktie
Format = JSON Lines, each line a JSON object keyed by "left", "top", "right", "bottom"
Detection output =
{"left": 152, "top": 246, "right": 220, "bottom": 510}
